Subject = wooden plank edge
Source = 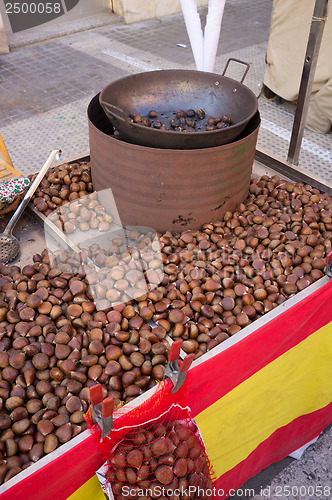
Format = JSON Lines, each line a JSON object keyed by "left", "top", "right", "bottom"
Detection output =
{"left": 255, "top": 147, "right": 332, "bottom": 195}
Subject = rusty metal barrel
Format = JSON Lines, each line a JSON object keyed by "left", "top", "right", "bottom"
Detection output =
{"left": 88, "top": 94, "right": 260, "bottom": 233}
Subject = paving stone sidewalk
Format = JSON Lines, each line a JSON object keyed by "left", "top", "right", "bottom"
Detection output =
{"left": 0, "top": 0, "right": 330, "bottom": 181}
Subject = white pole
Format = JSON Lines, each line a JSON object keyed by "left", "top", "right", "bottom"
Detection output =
{"left": 180, "top": 0, "right": 204, "bottom": 71}
{"left": 203, "top": 0, "right": 226, "bottom": 72}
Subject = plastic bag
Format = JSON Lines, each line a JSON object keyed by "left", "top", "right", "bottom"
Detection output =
{"left": 103, "top": 380, "right": 214, "bottom": 500}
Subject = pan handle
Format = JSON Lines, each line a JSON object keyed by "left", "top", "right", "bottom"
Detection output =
{"left": 222, "top": 58, "right": 250, "bottom": 84}
{"left": 100, "top": 100, "right": 135, "bottom": 129}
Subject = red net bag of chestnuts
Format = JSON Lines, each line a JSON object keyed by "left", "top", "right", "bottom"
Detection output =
{"left": 99, "top": 380, "right": 214, "bottom": 500}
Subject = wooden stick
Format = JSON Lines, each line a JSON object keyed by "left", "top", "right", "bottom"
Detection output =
{"left": 0, "top": 156, "right": 22, "bottom": 177}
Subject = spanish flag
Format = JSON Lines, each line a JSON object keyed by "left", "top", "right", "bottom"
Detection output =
{"left": 187, "top": 280, "right": 332, "bottom": 498}
{"left": 2, "top": 282, "right": 331, "bottom": 499}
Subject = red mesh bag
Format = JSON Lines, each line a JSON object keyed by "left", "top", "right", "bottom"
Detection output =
{"left": 99, "top": 380, "right": 214, "bottom": 500}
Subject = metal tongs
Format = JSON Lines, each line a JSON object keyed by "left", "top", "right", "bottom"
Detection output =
{"left": 164, "top": 340, "right": 195, "bottom": 394}
{"left": 90, "top": 384, "right": 114, "bottom": 439}
{"left": 0, "top": 150, "right": 61, "bottom": 264}
{"left": 89, "top": 341, "right": 194, "bottom": 437}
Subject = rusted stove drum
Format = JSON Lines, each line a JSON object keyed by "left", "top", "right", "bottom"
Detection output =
{"left": 88, "top": 94, "right": 260, "bottom": 234}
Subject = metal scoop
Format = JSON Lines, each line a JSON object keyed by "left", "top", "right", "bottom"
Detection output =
{"left": 0, "top": 149, "right": 61, "bottom": 264}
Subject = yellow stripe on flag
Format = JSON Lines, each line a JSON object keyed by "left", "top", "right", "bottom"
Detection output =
{"left": 195, "top": 321, "right": 332, "bottom": 479}
{"left": 67, "top": 475, "right": 105, "bottom": 500}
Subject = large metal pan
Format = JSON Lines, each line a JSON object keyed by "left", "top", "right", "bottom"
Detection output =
{"left": 99, "top": 60, "right": 258, "bottom": 149}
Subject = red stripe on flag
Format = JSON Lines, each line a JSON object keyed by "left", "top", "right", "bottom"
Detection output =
{"left": 0, "top": 434, "right": 104, "bottom": 500}
{"left": 180, "top": 282, "right": 332, "bottom": 416}
{"left": 210, "top": 401, "right": 332, "bottom": 499}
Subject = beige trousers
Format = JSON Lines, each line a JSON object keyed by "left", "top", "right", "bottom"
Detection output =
{"left": 264, "top": 0, "right": 332, "bottom": 133}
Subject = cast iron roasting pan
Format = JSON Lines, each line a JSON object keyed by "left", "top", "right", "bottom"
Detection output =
{"left": 99, "top": 59, "right": 258, "bottom": 150}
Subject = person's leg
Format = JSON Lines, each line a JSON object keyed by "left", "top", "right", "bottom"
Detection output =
{"left": 306, "top": 78, "right": 332, "bottom": 134}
